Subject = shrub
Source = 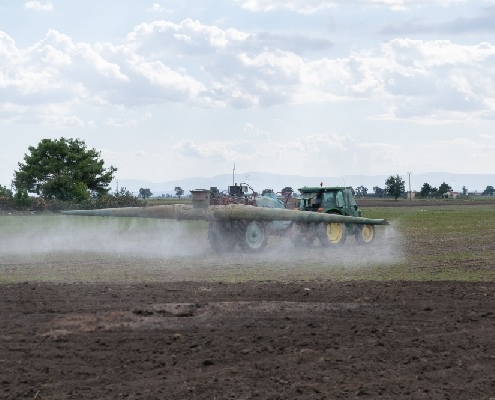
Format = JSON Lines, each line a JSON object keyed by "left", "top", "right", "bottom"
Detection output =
{"left": 0, "top": 196, "right": 12, "bottom": 210}
{"left": 12, "top": 190, "right": 31, "bottom": 209}
{"left": 30, "top": 197, "right": 47, "bottom": 211}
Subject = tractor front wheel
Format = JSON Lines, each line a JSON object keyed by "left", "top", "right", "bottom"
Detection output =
{"left": 355, "top": 224, "right": 375, "bottom": 244}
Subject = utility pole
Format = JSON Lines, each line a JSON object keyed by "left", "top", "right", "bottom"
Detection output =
{"left": 407, "top": 172, "right": 412, "bottom": 202}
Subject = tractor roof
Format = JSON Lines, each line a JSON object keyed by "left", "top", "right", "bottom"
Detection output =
{"left": 298, "top": 186, "right": 348, "bottom": 193}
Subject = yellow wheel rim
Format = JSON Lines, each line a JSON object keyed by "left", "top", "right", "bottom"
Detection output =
{"left": 361, "top": 225, "right": 374, "bottom": 243}
{"left": 326, "top": 223, "right": 343, "bottom": 244}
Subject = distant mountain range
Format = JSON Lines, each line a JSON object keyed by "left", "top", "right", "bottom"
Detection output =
{"left": 114, "top": 172, "right": 494, "bottom": 197}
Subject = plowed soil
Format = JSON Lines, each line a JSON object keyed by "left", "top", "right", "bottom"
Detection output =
{"left": 2, "top": 280, "right": 495, "bottom": 399}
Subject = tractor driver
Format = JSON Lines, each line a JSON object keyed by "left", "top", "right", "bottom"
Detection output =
{"left": 313, "top": 191, "right": 323, "bottom": 208}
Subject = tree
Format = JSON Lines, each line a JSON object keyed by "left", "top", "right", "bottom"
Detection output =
{"left": 385, "top": 174, "right": 405, "bottom": 200}
{"left": 281, "top": 187, "right": 293, "bottom": 197}
{"left": 13, "top": 188, "right": 30, "bottom": 207}
{"left": 117, "top": 186, "right": 132, "bottom": 197}
{"left": 354, "top": 185, "right": 368, "bottom": 198}
{"left": 420, "top": 183, "right": 432, "bottom": 198}
{"left": 373, "top": 186, "right": 384, "bottom": 198}
{"left": 261, "top": 189, "right": 274, "bottom": 196}
{"left": 139, "top": 188, "right": 153, "bottom": 199}
{"left": 0, "top": 184, "right": 12, "bottom": 197}
{"left": 13, "top": 138, "right": 116, "bottom": 202}
{"left": 462, "top": 186, "right": 468, "bottom": 196}
{"left": 482, "top": 186, "right": 495, "bottom": 196}
{"left": 174, "top": 186, "right": 184, "bottom": 198}
{"left": 438, "top": 182, "right": 452, "bottom": 197}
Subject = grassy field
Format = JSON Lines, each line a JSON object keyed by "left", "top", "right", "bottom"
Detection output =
{"left": 1, "top": 203, "right": 494, "bottom": 283}
{"left": 364, "top": 204, "right": 495, "bottom": 279}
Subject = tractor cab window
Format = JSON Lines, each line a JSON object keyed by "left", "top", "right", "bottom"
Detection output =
{"left": 336, "top": 191, "right": 344, "bottom": 208}
{"left": 299, "top": 193, "right": 313, "bottom": 208}
{"left": 322, "top": 192, "right": 336, "bottom": 208}
{"left": 345, "top": 190, "right": 358, "bottom": 208}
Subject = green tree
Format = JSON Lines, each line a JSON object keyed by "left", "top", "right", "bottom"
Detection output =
{"left": 13, "top": 188, "right": 31, "bottom": 208}
{"left": 174, "top": 186, "right": 184, "bottom": 198}
{"left": 462, "top": 186, "right": 468, "bottom": 196}
{"left": 482, "top": 185, "right": 494, "bottom": 196}
{"left": 13, "top": 138, "right": 116, "bottom": 202}
{"left": 420, "top": 182, "right": 432, "bottom": 198}
{"left": 373, "top": 186, "right": 384, "bottom": 198}
{"left": 261, "top": 188, "right": 274, "bottom": 196}
{"left": 438, "top": 182, "right": 452, "bottom": 197}
{"left": 139, "top": 188, "right": 153, "bottom": 199}
{"left": 0, "top": 184, "right": 12, "bottom": 197}
{"left": 281, "top": 187, "right": 293, "bottom": 197}
{"left": 385, "top": 174, "right": 405, "bottom": 200}
{"left": 354, "top": 185, "right": 368, "bottom": 198}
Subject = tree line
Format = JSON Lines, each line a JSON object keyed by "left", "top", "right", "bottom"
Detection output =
{"left": 266, "top": 177, "right": 495, "bottom": 201}
{"left": 365, "top": 177, "right": 494, "bottom": 199}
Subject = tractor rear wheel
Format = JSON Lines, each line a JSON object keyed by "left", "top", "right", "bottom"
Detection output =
{"left": 355, "top": 224, "right": 375, "bottom": 244}
{"left": 207, "top": 221, "right": 237, "bottom": 253}
{"left": 237, "top": 221, "right": 268, "bottom": 252}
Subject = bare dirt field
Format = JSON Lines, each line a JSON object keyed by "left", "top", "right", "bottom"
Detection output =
{"left": 1, "top": 201, "right": 495, "bottom": 399}
{"left": 3, "top": 280, "right": 495, "bottom": 400}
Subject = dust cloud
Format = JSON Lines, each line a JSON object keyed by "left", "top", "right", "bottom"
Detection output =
{"left": 0, "top": 214, "right": 404, "bottom": 275}
{"left": 261, "top": 223, "right": 404, "bottom": 267}
{"left": 0, "top": 215, "right": 209, "bottom": 258}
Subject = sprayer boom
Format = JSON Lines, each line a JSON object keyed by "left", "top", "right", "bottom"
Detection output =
{"left": 62, "top": 204, "right": 388, "bottom": 226}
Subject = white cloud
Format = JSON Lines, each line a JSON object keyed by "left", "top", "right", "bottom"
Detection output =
{"left": 1, "top": 16, "right": 494, "bottom": 129}
{"left": 106, "top": 117, "right": 139, "bottom": 128}
{"left": 147, "top": 3, "right": 169, "bottom": 13}
{"left": 172, "top": 132, "right": 369, "bottom": 176}
{"left": 127, "top": 19, "right": 250, "bottom": 53}
{"left": 237, "top": 0, "right": 464, "bottom": 13}
{"left": 381, "top": 7, "right": 495, "bottom": 34}
{"left": 128, "top": 57, "right": 206, "bottom": 101}
{"left": 23, "top": 1, "right": 53, "bottom": 11}
{"left": 244, "top": 123, "right": 270, "bottom": 141}
{"left": 343, "top": 39, "right": 495, "bottom": 119}
{"left": 174, "top": 139, "right": 256, "bottom": 162}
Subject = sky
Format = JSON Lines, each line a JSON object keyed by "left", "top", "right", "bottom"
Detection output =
{"left": 1, "top": 0, "right": 494, "bottom": 190}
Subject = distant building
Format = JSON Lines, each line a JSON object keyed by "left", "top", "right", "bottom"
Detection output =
{"left": 443, "top": 191, "right": 460, "bottom": 199}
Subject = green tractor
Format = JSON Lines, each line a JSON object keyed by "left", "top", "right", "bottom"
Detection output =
{"left": 289, "top": 186, "right": 375, "bottom": 247}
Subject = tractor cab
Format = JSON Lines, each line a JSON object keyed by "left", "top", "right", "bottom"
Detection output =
{"left": 297, "top": 187, "right": 362, "bottom": 217}
{"left": 228, "top": 184, "right": 250, "bottom": 197}
{"left": 209, "top": 183, "right": 256, "bottom": 206}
